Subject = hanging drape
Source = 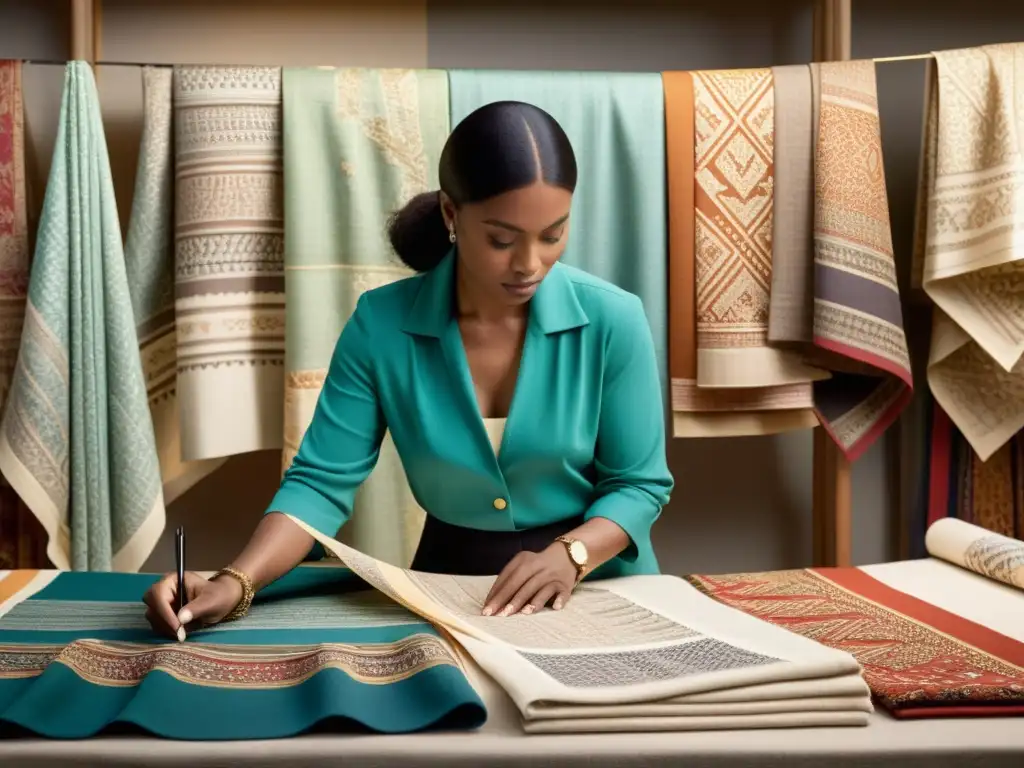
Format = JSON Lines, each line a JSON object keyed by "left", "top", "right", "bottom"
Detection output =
{"left": 448, "top": 70, "right": 668, "bottom": 390}
{"left": 916, "top": 43, "right": 1024, "bottom": 462}
{"left": 0, "top": 62, "right": 165, "bottom": 572}
{"left": 172, "top": 66, "right": 286, "bottom": 462}
{"left": 665, "top": 69, "right": 819, "bottom": 438}
{"left": 281, "top": 67, "right": 449, "bottom": 566}
{"left": 125, "top": 67, "right": 224, "bottom": 504}
{"left": 0, "top": 60, "right": 47, "bottom": 570}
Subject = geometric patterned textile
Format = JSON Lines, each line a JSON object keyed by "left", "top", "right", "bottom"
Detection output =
{"left": 809, "top": 61, "right": 913, "bottom": 461}
{"left": 173, "top": 66, "right": 286, "bottom": 462}
{"left": 916, "top": 44, "right": 1024, "bottom": 461}
{"left": 0, "top": 565, "right": 485, "bottom": 738}
{"left": 686, "top": 567, "right": 1024, "bottom": 717}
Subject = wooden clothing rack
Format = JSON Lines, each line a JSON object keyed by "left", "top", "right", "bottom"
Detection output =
{"left": 63, "top": 0, "right": 918, "bottom": 571}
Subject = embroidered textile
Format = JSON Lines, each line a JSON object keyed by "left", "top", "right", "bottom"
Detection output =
{"left": 691, "top": 68, "right": 824, "bottom": 391}
{"left": 126, "top": 67, "right": 224, "bottom": 504}
{"left": 808, "top": 60, "right": 913, "bottom": 461}
{"left": 0, "top": 565, "right": 485, "bottom": 738}
{"left": 173, "top": 66, "right": 286, "bottom": 462}
{"left": 686, "top": 566, "right": 1024, "bottom": 717}
{"left": 917, "top": 44, "right": 1024, "bottom": 460}
{"left": 0, "top": 63, "right": 164, "bottom": 571}
{"left": 664, "top": 69, "right": 817, "bottom": 438}
{"left": 281, "top": 67, "right": 449, "bottom": 566}
{"left": 0, "top": 60, "right": 46, "bottom": 569}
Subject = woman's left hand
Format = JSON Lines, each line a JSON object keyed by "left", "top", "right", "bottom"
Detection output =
{"left": 482, "top": 544, "right": 577, "bottom": 617}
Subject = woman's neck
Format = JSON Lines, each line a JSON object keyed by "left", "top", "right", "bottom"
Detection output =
{"left": 455, "top": 267, "right": 529, "bottom": 324}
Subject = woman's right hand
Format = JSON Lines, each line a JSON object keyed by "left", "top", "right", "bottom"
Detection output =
{"left": 143, "top": 571, "right": 244, "bottom": 642}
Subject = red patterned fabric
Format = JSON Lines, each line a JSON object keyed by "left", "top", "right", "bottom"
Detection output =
{"left": 686, "top": 567, "right": 1024, "bottom": 717}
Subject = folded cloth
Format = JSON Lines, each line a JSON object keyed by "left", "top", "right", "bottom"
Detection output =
{"left": 0, "top": 564, "right": 486, "bottom": 739}
{"left": 286, "top": 516, "right": 875, "bottom": 734}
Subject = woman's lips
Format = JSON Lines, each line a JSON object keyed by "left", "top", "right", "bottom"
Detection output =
{"left": 502, "top": 280, "right": 540, "bottom": 297}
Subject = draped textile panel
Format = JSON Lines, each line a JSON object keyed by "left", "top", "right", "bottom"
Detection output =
{"left": 282, "top": 67, "right": 449, "bottom": 566}
{"left": 0, "top": 62, "right": 164, "bottom": 572}
{"left": 448, "top": 70, "right": 668, "bottom": 392}
{"left": 691, "top": 68, "right": 825, "bottom": 392}
{"left": 125, "top": 67, "right": 224, "bottom": 505}
{"left": 915, "top": 44, "right": 1024, "bottom": 462}
{"left": 173, "top": 66, "right": 286, "bottom": 462}
{"left": 0, "top": 61, "right": 47, "bottom": 570}
{"left": 665, "top": 69, "right": 818, "bottom": 438}
{"left": 687, "top": 561, "right": 1024, "bottom": 718}
{"left": 808, "top": 60, "right": 913, "bottom": 461}
{"left": 0, "top": 565, "right": 486, "bottom": 738}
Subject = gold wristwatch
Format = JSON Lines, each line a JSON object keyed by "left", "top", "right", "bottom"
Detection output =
{"left": 554, "top": 535, "right": 589, "bottom": 585}
{"left": 214, "top": 566, "right": 255, "bottom": 622}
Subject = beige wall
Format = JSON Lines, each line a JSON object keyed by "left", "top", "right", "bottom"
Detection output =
{"left": 0, "top": 0, "right": 1018, "bottom": 576}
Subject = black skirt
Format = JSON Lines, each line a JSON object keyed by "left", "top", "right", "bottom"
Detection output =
{"left": 409, "top": 514, "right": 583, "bottom": 576}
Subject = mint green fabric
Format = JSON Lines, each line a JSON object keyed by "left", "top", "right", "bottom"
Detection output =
{"left": 0, "top": 62, "right": 165, "bottom": 572}
{"left": 267, "top": 252, "right": 674, "bottom": 577}
{"left": 447, "top": 70, "right": 668, "bottom": 389}
{"left": 0, "top": 565, "right": 486, "bottom": 738}
{"left": 281, "top": 67, "right": 450, "bottom": 566}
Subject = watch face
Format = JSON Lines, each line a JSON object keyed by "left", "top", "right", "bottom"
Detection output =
{"left": 568, "top": 540, "right": 588, "bottom": 565}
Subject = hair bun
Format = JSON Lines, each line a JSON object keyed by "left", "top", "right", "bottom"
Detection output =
{"left": 387, "top": 191, "right": 451, "bottom": 273}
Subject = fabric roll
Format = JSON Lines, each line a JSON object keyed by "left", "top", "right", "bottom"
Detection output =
{"left": 915, "top": 45, "right": 1024, "bottom": 461}
{"left": 448, "top": 69, "right": 668, "bottom": 391}
{"left": 809, "top": 60, "right": 913, "bottom": 461}
{"left": 173, "top": 66, "right": 286, "bottom": 462}
{"left": 125, "top": 67, "right": 224, "bottom": 505}
{"left": 687, "top": 560, "right": 1024, "bottom": 718}
{"left": 282, "top": 68, "right": 449, "bottom": 566}
{"left": 0, "top": 565, "right": 486, "bottom": 738}
{"left": 691, "top": 68, "right": 826, "bottom": 390}
{"left": 665, "top": 70, "right": 818, "bottom": 438}
{"left": 0, "top": 60, "right": 48, "bottom": 570}
{"left": 0, "top": 62, "right": 165, "bottom": 571}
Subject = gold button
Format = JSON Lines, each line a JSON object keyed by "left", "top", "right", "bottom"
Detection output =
{"left": 493, "top": 497, "right": 507, "bottom": 510}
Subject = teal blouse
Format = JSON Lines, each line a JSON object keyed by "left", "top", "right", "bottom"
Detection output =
{"left": 266, "top": 250, "right": 674, "bottom": 578}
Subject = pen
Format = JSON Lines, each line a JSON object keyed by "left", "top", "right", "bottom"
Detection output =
{"left": 175, "top": 526, "right": 188, "bottom": 618}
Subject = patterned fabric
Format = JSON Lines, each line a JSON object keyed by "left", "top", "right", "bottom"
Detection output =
{"left": 690, "top": 69, "right": 824, "bottom": 394}
{"left": 0, "top": 62, "right": 164, "bottom": 572}
{"left": 281, "top": 68, "right": 449, "bottom": 566}
{"left": 448, "top": 70, "right": 668, "bottom": 392}
{"left": 0, "top": 61, "right": 47, "bottom": 570}
{"left": 809, "top": 60, "right": 913, "bottom": 461}
{"left": 665, "top": 70, "right": 818, "bottom": 437}
{"left": 686, "top": 567, "right": 1024, "bottom": 717}
{"left": 125, "top": 67, "right": 224, "bottom": 505}
{"left": 0, "top": 566, "right": 486, "bottom": 738}
{"left": 915, "top": 45, "right": 1024, "bottom": 462}
{"left": 173, "top": 66, "right": 285, "bottom": 462}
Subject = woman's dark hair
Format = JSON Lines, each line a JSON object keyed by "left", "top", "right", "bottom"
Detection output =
{"left": 387, "top": 101, "right": 578, "bottom": 272}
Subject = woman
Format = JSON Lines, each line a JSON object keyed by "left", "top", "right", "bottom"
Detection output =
{"left": 144, "top": 101, "right": 673, "bottom": 641}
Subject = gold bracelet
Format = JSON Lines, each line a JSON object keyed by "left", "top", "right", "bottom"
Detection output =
{"left": 214, "top": 566, "right": 255, "bottom": 622}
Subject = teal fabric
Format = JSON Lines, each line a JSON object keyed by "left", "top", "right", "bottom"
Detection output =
{"left": 267, "top": 253, "right": 674, "bottom": 577}
{"left": 0, "top": 61, "right": 164, "bottom": 572}
{"left": 447, "top": 69, "right": 669, "bottom": 391}
{"left": 0, "top": 566, "right": 485, "bottom": 739}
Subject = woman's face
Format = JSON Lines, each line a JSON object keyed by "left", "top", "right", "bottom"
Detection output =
{"left": 442, "top": 181, "right": 572, "bottom": 307}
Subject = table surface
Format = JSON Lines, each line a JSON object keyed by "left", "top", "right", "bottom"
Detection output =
{"left": 3, "top": 664, "right": 1023, "bottom": 768}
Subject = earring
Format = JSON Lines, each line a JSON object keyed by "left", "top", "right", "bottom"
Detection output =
{"left": 448, "top": 228, "right": 457, "bottom": 244}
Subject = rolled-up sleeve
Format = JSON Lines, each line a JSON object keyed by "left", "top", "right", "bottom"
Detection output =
{"left": 584, "top": 294, "right": 674, "bottom": 561}
{"left": 265, "top": 294, "right": 385, "bottom": 536}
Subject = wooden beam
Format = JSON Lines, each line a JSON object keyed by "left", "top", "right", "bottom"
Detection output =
{"left": 810, "top": 0, "right": 853, "bottom": 568}
{"left": 69, "top": 0, "right": 98, "bottom": 63}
